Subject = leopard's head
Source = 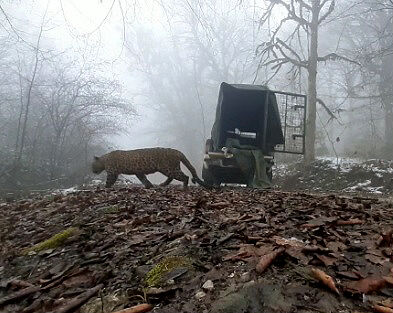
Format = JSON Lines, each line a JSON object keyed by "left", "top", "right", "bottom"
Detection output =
{"left": 92, "top": 156, "right": 105, "bottom": 174}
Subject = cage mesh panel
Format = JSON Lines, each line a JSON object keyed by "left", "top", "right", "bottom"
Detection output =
{"left": 274, "top": 92, "right": 306, "bottom": 154}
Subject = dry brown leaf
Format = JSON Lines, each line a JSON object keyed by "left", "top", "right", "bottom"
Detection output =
{"left": 373, "top": 304, "right": 393, "bottom": 313}
{"left": 301, "top": 216, "right": 338, "bottom": 228}
{"left": 209, "top": 201, "right": 230, "bottom": 208}
{"left": 316, "top": 254, "right": 336, "bottom": 267}
{"left": 336, "top": 218, "right": 364, "bottom": 226}
{"left": 344, "top": 277, "right": 386, "bottom": 294}
{"left": 377, "top": 230, "right": 393, "bottom": 247}
{"left": 285, "top": 247, "right": 311, "bottom": 265}
{"left": 62, "top": 271, "right": 94, "bottom": 288}
{"left": 112, "top": 304, "right": 153, "bottom": 313}
{"left": 311, "top": 268, "right": 340, "bottom": 295}
{"left": 273, "top": 236, "right": 304, "bottom": 248}
{"left": 337, "top": 271, "right": 360, "bottom": 280}
{"left": 326, "top": 241, "right": 347, "bottom": 252}
{"left": 223, "top": 245, "right": 259, "bottom": 262}
{"left": 383, "top": 276, "right": 393, "bottom": 285}
{"left": 380, "top": 299, "right": 393, "bottom": 308}
{"left": 256, "top": 247, "right": 285, "bottom": 274}
{"left": 301, "top": 223, "right": 322, "bottom": 229}
{"left": 365, "top": 254, "right": 389, "bottom": 265}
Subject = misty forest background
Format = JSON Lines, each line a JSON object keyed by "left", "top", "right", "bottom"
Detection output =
{"left": 0, "top": 0, "right": 392, "bottom": 193}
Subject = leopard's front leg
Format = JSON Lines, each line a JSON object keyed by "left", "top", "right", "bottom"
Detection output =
{"left": 106, "top": 172, "right": 118, "bottom": 188}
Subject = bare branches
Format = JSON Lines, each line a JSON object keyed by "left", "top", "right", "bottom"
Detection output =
{"left": 297, "top": 0, "right": 312, "bottom": 11}
{"left": 0, "top": 3, "right": 37, "bottom": 49}
{"left": 319, "top": 0, "right": 335, "bottom": 24}
{"left": 316, "top": 98, "right": 339, "bottom": 122}
{"left": 267, "top": 0, "right": 310, "bottom": 26}
{"left": 275, "top": 38, "right": 307, "bottom": 67}
{"left": 255, "top": 0, "right": 315, "bottom": 82}
{"left": 317, "top": 52, "right": 360, "bottom": 65}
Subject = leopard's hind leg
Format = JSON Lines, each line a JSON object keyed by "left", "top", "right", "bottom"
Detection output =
{"left": 136, "top": 174, "right": 154, "bottom": 189}
{"left": 159, "top": 169, "right": 189, "bottom": 189}
{"left": 172, "top": 170, "right": 189, "bottom": 189}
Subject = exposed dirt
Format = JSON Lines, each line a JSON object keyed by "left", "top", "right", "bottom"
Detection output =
{"left": 1, "top": 185, "right": 393, "bottom": 313}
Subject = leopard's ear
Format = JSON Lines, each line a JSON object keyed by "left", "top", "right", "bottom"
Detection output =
{"left": 94, "top": 156, "right": 100, "bottom": 161}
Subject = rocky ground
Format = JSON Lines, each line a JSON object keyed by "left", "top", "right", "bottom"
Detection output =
{"left": 1, "top": 184, "right": 393, "bottom": 313}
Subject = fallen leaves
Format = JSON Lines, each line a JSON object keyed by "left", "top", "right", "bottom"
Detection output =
{"left": 1, "top": 186, "right": 393, "bottom": 312}
{"left": 222, "top": 244, "right": 275, "bottom": 262}
{"left": 344, "top": 277, "right": 386, "bottom": 294}
{"left": 222, "top": 245, "right": 260, "bottom": 262}
{"left": 373, "top": 304, "right": 393, "bottom": 313}
{"left": 0, "top": 285, "right": 40, "bottom": 306}
{"left": 336, "top": 218, "right": 364, "bottom": 226}
{"left": 256, "top": 247, "right": 285, "bottom": 274}
{"left": 316, "top": 254, "right": 336, "bottom": 267}
{"left": 377, "top": 230, "right": 393, "bottom": 247}
{"left": 112, "top": 303, "right": 153, "bottom": 313}
{"left": 47, "top": 283, "right": 103, "bottom": 313}
{"left": 383, "top": 276, "right": 393, "bottom": 285}
{"left": 311, "top": 268, "right": 340, "bottom": 295}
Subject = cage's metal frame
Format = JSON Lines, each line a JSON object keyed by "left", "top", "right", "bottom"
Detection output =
{"left": 269, "top": 90, "right": 307, "bottom": 155}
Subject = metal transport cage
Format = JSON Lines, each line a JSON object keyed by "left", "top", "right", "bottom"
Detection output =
{"left": 202, "top": 82, "right": 307, "bottom": 187}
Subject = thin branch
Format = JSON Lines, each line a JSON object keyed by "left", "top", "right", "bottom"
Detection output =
{"left": 297, "top": 0, "right": 312, "bottom": 11}
{"left": 319, "top": 0, "right": 335, "bottom": 24}
{"left": 316, "top": 98, "right": 341, "bottom": 124}
{"left": 0, "top": 3, "right": 36, "bottom": 49}
{"left": 317, "top": 52, "right": 361, "bottom": 65}
{"left": 276, "top": 38, "right": 308, "bottom": 66}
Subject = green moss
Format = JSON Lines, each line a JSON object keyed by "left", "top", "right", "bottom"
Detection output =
{"left": 23, "top": 227, "right": 80, "bottom": 255}
{"left": 100, "top": 206, "right": 120, "bottom": 214}
{"left": 145, "top": 256, "right": 192, "bottom": 288}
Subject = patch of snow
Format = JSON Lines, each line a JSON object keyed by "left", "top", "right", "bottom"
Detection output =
{"left": 363, "top": 186, "right": 383, "bottom": 194}
{"left": 54, "top": 187, "right": 79, "bottom": 195}
{"left": 357, "top": 180, "right": 371, "bottom": 187}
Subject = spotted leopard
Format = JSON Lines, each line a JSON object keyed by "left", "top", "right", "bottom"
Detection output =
{"left": 92, "top": 147, "right": 210, "bottom": 188}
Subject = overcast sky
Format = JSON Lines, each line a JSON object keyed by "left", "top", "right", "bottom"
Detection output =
{"left": 18, "top": 0, "right": 159, "bottom": 150}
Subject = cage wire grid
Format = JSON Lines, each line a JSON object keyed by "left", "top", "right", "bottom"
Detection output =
{"left": 274, "top": 92, "right": 306, "bottom": 154}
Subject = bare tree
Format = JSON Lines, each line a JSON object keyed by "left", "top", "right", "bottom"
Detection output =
{"left": 15, "top": 25, "right": 44, "bottom": 163}
{"left": 125, "top": 0, "right": 260, "bottom": 167}
{"left": 0, "top": 51, "right": 135, "bottom": 191}
{"left": 256, "top": 0, "right": 357, "bottom": 163}
{"left": 340, "top": 0, "right": 393, "bottom": 157}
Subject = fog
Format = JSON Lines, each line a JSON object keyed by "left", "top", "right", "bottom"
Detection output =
{"left": 0, "top": 0, "right": 392, "bottom": 193}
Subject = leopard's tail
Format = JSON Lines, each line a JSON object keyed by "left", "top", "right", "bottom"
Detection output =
{"left": 179, "top": 152, "right": 212, "bottom": 189}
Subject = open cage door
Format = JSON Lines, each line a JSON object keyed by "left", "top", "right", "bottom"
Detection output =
{"left": 273, "top": 91, "right": 307, "bottom": 155}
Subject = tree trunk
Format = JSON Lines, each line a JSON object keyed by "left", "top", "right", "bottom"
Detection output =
{"left": 17, "top": 27, "right": 43, "bottom": 163}
{"left": 381, "top": 54, "right": 393, "bottom": 158}
{"left": 385, "top": 104, "right": 393, "bottom": 157}
{"left": 305, "top": 1, "right": 320, "bottom": 164}
{"left": 381, "top": 14, "right": 393, "bottom": 158}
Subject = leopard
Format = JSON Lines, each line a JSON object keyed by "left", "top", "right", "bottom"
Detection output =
{"left": 91, "top": 147, "right": 210, "bottom": 189}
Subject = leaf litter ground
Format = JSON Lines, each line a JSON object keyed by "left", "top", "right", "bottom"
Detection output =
{"left": 1, "top": 186, "right": 393, "bottom": 312}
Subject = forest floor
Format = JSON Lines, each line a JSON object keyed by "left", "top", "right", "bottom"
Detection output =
{"left": 275, "top": 157, "right": 393, "bottom": 195}
{"left": 1, "top": 182, "right": 393, "bottom": 313}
